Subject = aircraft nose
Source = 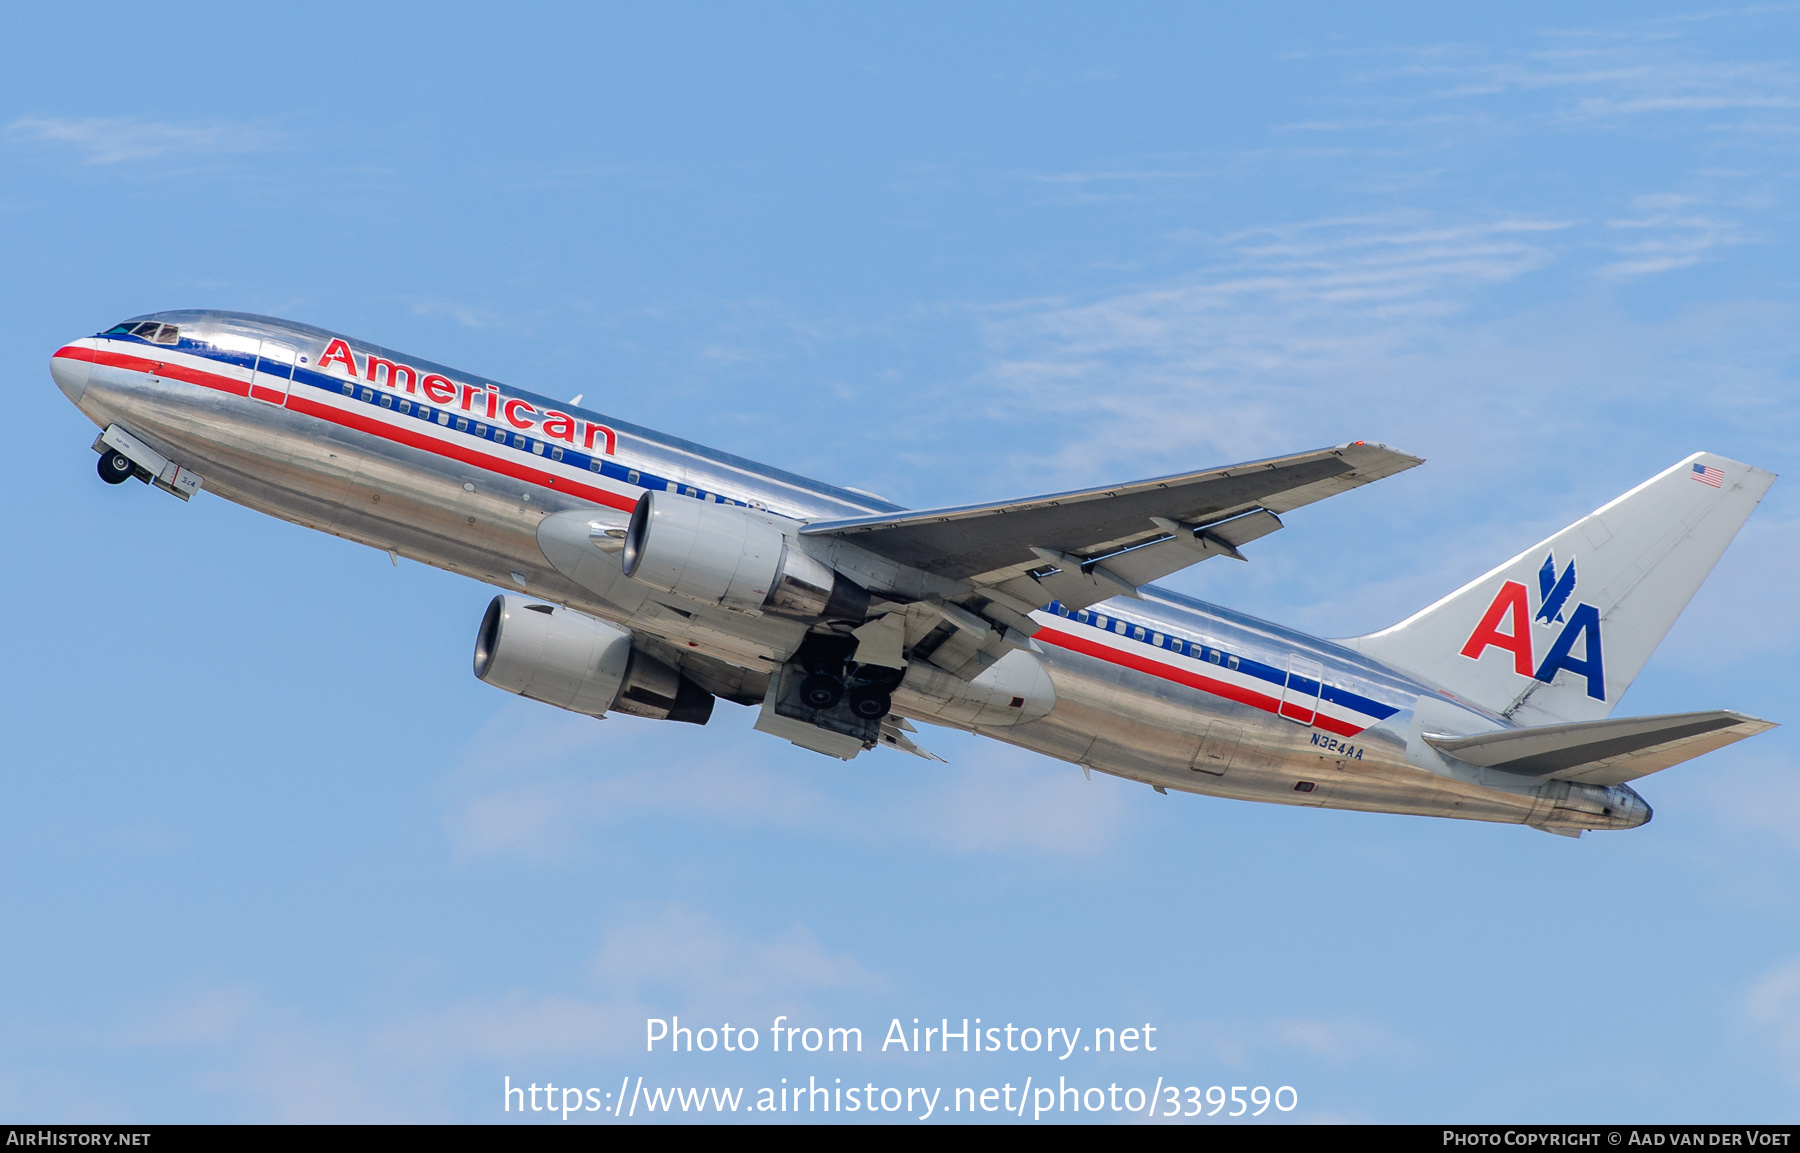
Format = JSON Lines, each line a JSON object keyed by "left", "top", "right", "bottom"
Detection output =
{"left": 50, "top": 344, "right": 94, "bottom": 404}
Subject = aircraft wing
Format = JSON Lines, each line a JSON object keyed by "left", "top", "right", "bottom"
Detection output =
{"left": 803, "top": 441, "right": 1422, "bottom": 613}
{"left": 1426, "top": 710, "right": 1777, "bottom": 787}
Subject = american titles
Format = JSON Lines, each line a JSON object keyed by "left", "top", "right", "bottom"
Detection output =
{"left": 317, "top": 337, "right": 616, "bottom": 455}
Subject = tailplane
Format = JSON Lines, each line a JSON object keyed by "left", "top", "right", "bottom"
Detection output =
{"left": 1347, "top": 453, "right": 1775, "bottom": 725}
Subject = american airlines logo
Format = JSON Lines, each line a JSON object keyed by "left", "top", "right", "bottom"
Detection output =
{"left": 318, "top": 338, "right": 617, "bottom": 455}
{"left": 1459, "top": 551, "right": 1606, "bottom": 701}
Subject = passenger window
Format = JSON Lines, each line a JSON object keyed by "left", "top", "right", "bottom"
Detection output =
{"left": 474, "top": 424, "right": 486, "bottom": 436}
{"left": 1152, "top": 632, "right": 1163, "bottom": 646}
{"left": 532, "top": 442, "right": 545, "bottom": 455}
{"left": 418, "top": 407, "right": 431, "bottom": 420}
{"left": 455, "top": 418, "right": 469, "bottom": 431}
{"left": 1227, "top": 655, "right": 1239, "bottom": 670}
{"left": 551, "top": 447, "right": 564, "bottom": 462}
{"left": 627, "top": 470, "right": 640, "bottom": 485}
{"left": 1113, "top": 620, "right": 1126, "bottom": 634}
{"left": 380, "top": 395, "right": 393, "bottom": 408}
{"left": 1208, "top": 650, "right": 1221, "bottom": 664}
{"left": 342, "top": 383, "right": 354, "bottom": 396}
{"left": 360, "top": 388, "right": 374, "bottom": 402}
{"left": 588, "top": 459, "right": 603, "bottom": 473}
{"left": 437, "top": 412, "right": 450, "bottom": 425}
{"left": 399, "top": 400, "right": 411, "bottom": 414}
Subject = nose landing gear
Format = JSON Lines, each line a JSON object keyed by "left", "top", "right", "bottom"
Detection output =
{"left": 88, "top": 425, "right": 204, "bottom": 501}
{"left": 97, "top": 449, "right": 135, "bottom": 485}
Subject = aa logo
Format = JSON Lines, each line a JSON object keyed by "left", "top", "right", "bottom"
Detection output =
{"left": 1458, "top": 552, "right": 1605, "bottom": 700}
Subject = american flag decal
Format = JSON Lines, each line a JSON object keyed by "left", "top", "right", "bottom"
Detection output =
{"left": 1692, "top": 463, "right": 1725, "bottom": 488}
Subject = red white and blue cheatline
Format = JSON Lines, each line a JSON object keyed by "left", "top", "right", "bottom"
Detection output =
{"left": 1691, "top": 463, "right": 1725, "bottom": 488}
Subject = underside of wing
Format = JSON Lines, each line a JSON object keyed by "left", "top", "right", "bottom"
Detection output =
{"left": 1425, "top": 710, "right": 1776, "bottom": 786}
{"left": 804, "top": 441, "right": 1422, "bottom": 613}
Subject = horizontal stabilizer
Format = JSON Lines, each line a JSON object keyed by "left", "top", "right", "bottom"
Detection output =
{"left": 1425, "top": 710, "right": 1776, "bottom": 786}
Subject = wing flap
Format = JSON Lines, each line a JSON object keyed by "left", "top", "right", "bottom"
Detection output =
{"left": 1425, "top": 709, "right": 1776, "bottom": 786}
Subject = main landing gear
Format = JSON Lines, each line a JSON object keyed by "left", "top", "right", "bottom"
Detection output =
{"left": 97, "top": 449, "right": 135, "bottom": 485}
{"left": 794, "top": 634, "right": 903, "bottom": 720}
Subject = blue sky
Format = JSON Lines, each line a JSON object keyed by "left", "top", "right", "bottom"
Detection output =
{"left": 4, "top": 2, "right": 1800, "bottom": 1123}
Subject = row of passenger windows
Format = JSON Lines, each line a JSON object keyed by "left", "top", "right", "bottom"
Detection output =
{"left": 105, "top": 321, "right": 180, "bottom": 345}
{"left": 334, "top": 378, "right": 755, "bottom": 507}
{"left": 1053, "top": 603, "right": 1241, "bottom": 670}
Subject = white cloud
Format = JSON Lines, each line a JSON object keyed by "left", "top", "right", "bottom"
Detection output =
{"left": 1169, "top": 1015, "right": 1416, "bottom": 1069}
{"left": 95, "top": 904, "right": 881, "bottom": 1120}
{"left": 592, "top": 904, "right": 885, "bottom": 1010}
{"left": 441, "top": 702, "right": 1136, "bottom": 861}
{"left": 1600, "top": 194, "right": 1752, "bottom": 278}
{"left": 6, "top": 116, "right": 283, "bottom": 166}
{"left": 1744, "top": 957, "right": 1800, "bottom": 1085}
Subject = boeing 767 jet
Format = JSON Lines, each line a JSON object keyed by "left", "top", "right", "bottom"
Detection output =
{"left": 50, "top": 311, "right": 1779, "bottom": 836}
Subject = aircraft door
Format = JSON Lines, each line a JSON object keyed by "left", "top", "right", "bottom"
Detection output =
{"left": 1191, "top": 720, "right": 1241, "bottom": 775}
{"left": 249, "top": 340, "right": 297, "bottom": 405}
{"left": 1280, "top": 654, "right": 1324, "bottom": 725}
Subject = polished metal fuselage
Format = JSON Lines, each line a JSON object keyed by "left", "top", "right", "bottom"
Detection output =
{"left": 52, "top": 310, "right": 1649, "bottom": 832}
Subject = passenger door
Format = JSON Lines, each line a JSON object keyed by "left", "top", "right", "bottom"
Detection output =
{"left": 1280, "top": 654, "right": 1324, "bottom": 725}
{"left": 249, "top": 340, "right": 297, "bottom": 405}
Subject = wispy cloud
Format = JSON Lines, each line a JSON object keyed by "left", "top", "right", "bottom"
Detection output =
{"left": 441, "top": 705, "right": 1135, "bottom": 861}
{"left": 1744, "top": 957, "right": 1800, "bottom": 1086}
{"left": 1166, "top": 1014, "right": 1417, "bottom": 1069}
{"left": 6, "top": 116, "right": 284, "bottom": 166}
{"left": 91, "top": 904, "right": 880, "bottom": 1120}
{"left": 1599, "top": 193, "right": 1753, "bottom": 277}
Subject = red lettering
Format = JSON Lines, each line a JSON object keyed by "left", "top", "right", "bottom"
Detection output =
{"left": 365, "top": 355, "right": 417, "bottom": 393}
{"left": 486, "top": 386, "right": 499, "bottom": 419}
{"left": 1459, "top": 580, "right": 1534, "bottom": 676}
{"left": 541, "top": 410, "right": 576, "bottom": 443}
{"left": 420, "top": 374, "right": 457, "bottom": 404}
{"left": 504, "top": 397, "right": 537, "bottom": 429}
{"left": 319, "top": 338, "right": 358, "bottom": 377}
{"left": 581, "top": 421, "right": 617, "bottom": 455}
{"left": 460, "top": 382, "right": 482, "bottom": 411}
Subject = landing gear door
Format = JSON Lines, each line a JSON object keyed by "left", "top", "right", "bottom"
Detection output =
{"left": 249, "top": 340, "right": 297, "bottom": 405}
{"left": 1280, "top": 654, "right": 1324, "bottom": 725}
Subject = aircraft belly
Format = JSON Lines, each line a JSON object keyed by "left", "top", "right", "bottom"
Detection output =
{"left": 985, "top": 643, "right": 1553, "bottom": 826}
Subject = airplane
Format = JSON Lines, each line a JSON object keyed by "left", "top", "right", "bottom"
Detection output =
{"left": 50, "top": 310, "right": 1779, "bottom": 837}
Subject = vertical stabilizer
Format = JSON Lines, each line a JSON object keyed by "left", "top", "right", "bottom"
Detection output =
{"left": 1346, "top": 453, "right": 1774, "bottom": 725}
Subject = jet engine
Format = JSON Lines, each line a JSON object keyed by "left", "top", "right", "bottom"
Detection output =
{"left": 621, "top": 491, "right": 868, "bottom": 621}
{"left": 473, "top": 594, "right": 714, "bottom": 724}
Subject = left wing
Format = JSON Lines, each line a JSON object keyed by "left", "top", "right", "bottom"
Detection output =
{"left": 804, "top": 441, "right": 1421, "bottom": 613}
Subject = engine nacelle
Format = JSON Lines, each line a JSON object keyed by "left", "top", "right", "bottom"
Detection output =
{"left": 621, "top": 491, "right": 868, "bottom": 621}
{"left": 473, "top": 595, "right": 713, "bottom": 724}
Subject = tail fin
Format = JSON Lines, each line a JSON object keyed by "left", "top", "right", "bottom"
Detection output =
{"left": 1347, "top": 453, "right": 1775, "bottom": 725}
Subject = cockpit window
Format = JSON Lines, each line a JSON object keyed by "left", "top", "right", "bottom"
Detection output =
{"left": 104, "top": 321, "right": 179, "bottom": 344}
